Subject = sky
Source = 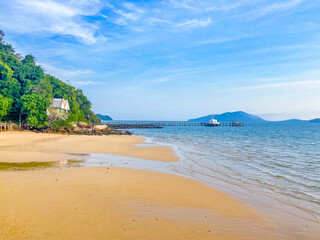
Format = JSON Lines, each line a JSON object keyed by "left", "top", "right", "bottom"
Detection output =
{"left": 0, "top": 0, "right": 320, "bottom": 121}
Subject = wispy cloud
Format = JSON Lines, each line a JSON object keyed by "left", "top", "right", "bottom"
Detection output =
{"left": 169, "top": 0, "right": 196, "bottom": 9}
{"left": 114, "top": 9, "right": 140, "bottom": 21}
{"left": 249, "top": 0, "right": 305, "bottom": 19}
{"left": 122, "top": 2, "right": 144, "bottom": 14}
{"left": 71, "top": 80, "right": 100, "bottom": 86}
{"left": 40, "top": 62, "right": 94, "bottom": 79}
{"left": 107, "top": 2, "right": 144, "bottom": 26}
{"left": 205, "top": 1, "right": 247, "bottom": 12}
{"left": 0, "top": 0, "right": 105, "bottom": 44}
{"left": 175, "top": 17, "right": 212, "bottom": 29}
{"left": 148, "top": 18, "right": 171, "bottom": 24}
{"left": 40, "top": 62, "right": 101, "bottom": 86}
{"left": 198, "top": 35, "right": 247, "bottom": 45}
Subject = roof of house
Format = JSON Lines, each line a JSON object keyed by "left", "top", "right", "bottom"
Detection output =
{"left": 50, "top": 98, "right": 70, "bottom": 111}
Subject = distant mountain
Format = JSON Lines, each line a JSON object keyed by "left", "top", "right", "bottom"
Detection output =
{"left": 188, "top": 111, "right": 267, "bottom": 123}
{"left": 277, "top": 119, "right": 307, "bottom": 123}
{"left": 96, "top": 114, "right": 113, "bottom": 121}
{"left": 310, "top": 118, "right": 320, "bottom": 123}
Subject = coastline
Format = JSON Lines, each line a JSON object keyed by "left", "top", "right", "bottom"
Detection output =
{"left": 0, "top": 131, "right": 316, "bottom": 239}
{"left": 0, "top": 131, "right": 179, "bottom": 163}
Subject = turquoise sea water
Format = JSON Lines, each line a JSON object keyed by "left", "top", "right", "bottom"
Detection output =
{"left": 129, "top": 123, "right": 320, "bottom": 225}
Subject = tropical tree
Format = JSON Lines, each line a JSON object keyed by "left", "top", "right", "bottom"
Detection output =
{"left": 0, "top": 94, "right": 12, "bottom": 120}
{"left": 21, "top": 94, "right": 50, "bottom": 128}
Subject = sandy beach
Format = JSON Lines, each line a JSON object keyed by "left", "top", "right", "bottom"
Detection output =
{"left": 0, "top": 131, "right": 178, "bottom": 163}
{"left": 0, "top": 132, "right": 299, "bottom": 239}
{"left": 0, "top": 167, "right": 278, "bottom": 240}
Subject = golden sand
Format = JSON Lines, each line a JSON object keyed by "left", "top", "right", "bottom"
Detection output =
{"left": 0, "top": 167, "right": 279, "bottom": 240}
{"left": 0, "top": 131, "right": 178, "bottom": 163}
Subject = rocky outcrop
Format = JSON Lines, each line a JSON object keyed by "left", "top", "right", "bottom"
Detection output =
{"left": 43, "top": 123, "right": 132, "bottom": 136}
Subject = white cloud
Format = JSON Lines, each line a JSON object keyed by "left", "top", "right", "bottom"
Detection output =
{"left": 0, "top": 0, "right": 105, "bottom": 44}
{"left": 198, "top": 35, "right": 247, "bottom": 45}
{"left": 123, "top": 2, "right": 144, "bottom": 14}
{"left": 114, "top": 9, "right": 140, "bottom": 21}
{"left": 148, "top": 18, "right": 171, "bottom": 24}
{"left": 206, "top": 2, "right": 246, "bottom": 12}
{"left": 249, "top": 0, "right": 305, "bottom": 19}
{"left": 169, "top": 0, "right": 248, "bottom": 12}
{"left": 40, "top": 62, "right": 94, "bottom": 79}
{"left": 175, "top": 17, "right": 212, "bottom": 29}
{"left": 40, "top": 62, "right": 101, "bottom": 86}
{"left": 107, "top": 2, "right": 144, "bottom": 26}
{"left": 71, "top": 80, "right": 99, "bottom": 86}
{"left": 169, "top": 0, "right": 195, "bottom": 9}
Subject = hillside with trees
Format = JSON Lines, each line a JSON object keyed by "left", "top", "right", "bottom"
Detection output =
{"left": 0, "top": 30, "right": 100, "bottom": 128}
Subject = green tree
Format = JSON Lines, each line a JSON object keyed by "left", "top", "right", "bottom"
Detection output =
{"left": 0, "top": 94, "right": 12, "bottom": 120}
{"left": 0, "top": 59, "right": 22, "bottom": 120}
{"left": 0, "top": 29, "right": 101, "bottom": 127}
{"left": 0, "top": 30, "right": 15, "bottom": 55}
{"left": 21, "top": 94, "right": 50, "bottom": 128}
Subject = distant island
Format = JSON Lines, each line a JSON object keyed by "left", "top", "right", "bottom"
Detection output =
{"left": 310, "top": 118, "right": 320, "bottom": 123}
{"left": 188, "top": 111, "right": 266, "bottom": 123}
{"left": 188, "top": 111, "right": 320, "bottom": 123}
{"left": 96, "top": 114, "right": 113, "bottom": 121}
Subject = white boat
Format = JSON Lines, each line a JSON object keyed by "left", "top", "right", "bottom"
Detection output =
{"left": 205, "top": 116, "right": 221, "bottom": 126}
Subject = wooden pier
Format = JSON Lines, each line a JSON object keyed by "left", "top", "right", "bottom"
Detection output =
{"left": 104, "top": 121, "right": 244, "bottom": 129}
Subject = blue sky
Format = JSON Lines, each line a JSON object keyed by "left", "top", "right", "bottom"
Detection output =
{"left": 0, "top": 0, "right": 320, "bottom": 120}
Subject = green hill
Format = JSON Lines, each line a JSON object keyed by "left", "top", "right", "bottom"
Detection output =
{"left": 0, "top": 30, "right": 100, "bottom": 128}
{"left": 96, "top": 114, "right": 113, "bottom": 121}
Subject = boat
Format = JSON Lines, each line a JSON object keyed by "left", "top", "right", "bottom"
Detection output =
{"left": 204, "top": 116, "right": 221, "bottom": 127}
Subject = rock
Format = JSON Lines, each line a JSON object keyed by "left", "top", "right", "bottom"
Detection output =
{"left": 71, "top": 122, "right": 78, "bottom": 128}
{"left": 78, "top": 121, "right": 90, "bottom": 128}
{"left": 93, "top": 124, "right": 108, "bottom": 131}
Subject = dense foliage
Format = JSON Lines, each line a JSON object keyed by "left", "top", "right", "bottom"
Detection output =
{"left": 0, "top": 93, "right": 11, "bottom": 120}
{"left": 0, "top": 30, "right": 100, "bottom": 128}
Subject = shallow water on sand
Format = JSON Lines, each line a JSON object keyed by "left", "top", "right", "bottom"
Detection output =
{"left": 129, "top": 122, "right": 320, "bottom": 234}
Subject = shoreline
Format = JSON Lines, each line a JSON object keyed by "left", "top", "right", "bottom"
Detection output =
{"left": 0, "top": 131, "right": 318, "bottom": 239}
{"left": 0, "top": 131, "right": 179, "bottom": 163}
{"left": 134, "top": 131, "right": 320, "bottom": 239}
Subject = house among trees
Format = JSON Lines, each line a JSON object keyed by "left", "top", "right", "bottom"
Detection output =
{"left": 47, "top": 98, "right": 70, "bottom": 122}
{"left": 50, "top": 98, "right": 70, "bottom": 114}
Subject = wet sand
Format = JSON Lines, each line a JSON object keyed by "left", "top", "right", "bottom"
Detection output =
{"left": 0, "top": 131, "right": 178, "bottom": 163}
{"left": 0, "top": 167, "right": 281, "bottom": 240}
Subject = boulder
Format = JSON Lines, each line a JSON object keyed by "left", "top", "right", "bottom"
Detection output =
{"left": 78, "top": 122, "right": 90, "bottom": 128}
{"left": 93, "top": 124, "right": 108, "bottom": 131}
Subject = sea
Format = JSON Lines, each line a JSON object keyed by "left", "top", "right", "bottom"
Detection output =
{"left": 84, "top": 122, "right": 320, "bottom": 236}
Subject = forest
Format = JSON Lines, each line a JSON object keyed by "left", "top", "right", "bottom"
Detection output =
{"left": 0, "top": 30, "right": 100, "bottom": 128}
